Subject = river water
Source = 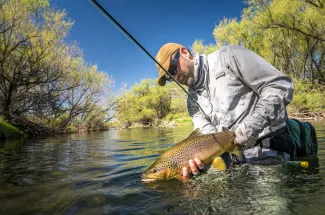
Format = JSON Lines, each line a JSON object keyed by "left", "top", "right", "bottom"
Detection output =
{"left": 0, "top": 122, "right": 324, "bottom": 215}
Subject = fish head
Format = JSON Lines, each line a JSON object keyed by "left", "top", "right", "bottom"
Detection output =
{"left": 141, "top": 158, "right": 176, "bottom": 182}
{"left": 219, "top": 131, "right": 240, "bottom": 155}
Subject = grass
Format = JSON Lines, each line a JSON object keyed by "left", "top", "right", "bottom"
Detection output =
{"left": 288, "top": 78, "right": 325, "bottom": 113}
{"left": 0, "top": 116, "right": 24, "bottom": 140}
{"left": 174, "top": 116, "right": 193, "bottom": 125}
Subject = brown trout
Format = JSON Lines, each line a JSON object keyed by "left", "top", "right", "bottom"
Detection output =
{"left": 141, "top": 129, "right": 239, "bottom": 182}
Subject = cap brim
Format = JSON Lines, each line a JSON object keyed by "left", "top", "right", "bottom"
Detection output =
{"left": 158, "top": 75, "right": 166, "bottom": 86}
{"left": 157, "top": 60, "right": 171, "bottom": 86}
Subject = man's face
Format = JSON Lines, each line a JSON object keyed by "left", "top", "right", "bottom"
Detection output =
{"left": 168, "top": 47, "right": 195, "bottom": 86}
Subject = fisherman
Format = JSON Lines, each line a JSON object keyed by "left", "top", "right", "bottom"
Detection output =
{"left": 155, "top": 43, "right": 317, "bottom": 179}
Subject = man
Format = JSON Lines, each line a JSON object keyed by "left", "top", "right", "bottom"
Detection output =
{"left": 155, "top": 43, "right": 295, "bottom": 178}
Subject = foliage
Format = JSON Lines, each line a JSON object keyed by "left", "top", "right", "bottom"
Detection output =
{"left": 104, "top": 120, "right": 121, "bottom": 129}
{"left": 0, "top": 0, "right": 115, "bottom": 135}
{"left": 115, "top": 79, "right": 194, "bottom": 127}
{"left": 0, "top": 116, "right": 24, "bottom": 139}
{"left": 288, "top": 78, "right": 325, "bottom": 112}
{"left": 165, "top": 112, "right": 192, "bottom": 125}
{"left": 116, "top": 79, "right": 172, "bottom": 126}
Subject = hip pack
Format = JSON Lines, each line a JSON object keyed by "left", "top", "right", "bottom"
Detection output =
{"left": 258, "top": 118, "right": 318, "bottom": 158}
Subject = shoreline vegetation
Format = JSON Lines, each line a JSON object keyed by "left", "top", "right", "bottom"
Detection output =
{"left": 0, "top": 117, "right": 24, "bottom": 140}
{"left": 289, "top": 112, "right": 325, "bottom": 121}
{"left": 1, "top": 110, "right": 325, "bottom": 140}
{"left": 1, "top": 0, "right": 325, "bottom": 140}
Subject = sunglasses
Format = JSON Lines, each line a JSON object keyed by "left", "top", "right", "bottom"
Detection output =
{"left": 165, "top": 49, "right": 180, "bottom": 82}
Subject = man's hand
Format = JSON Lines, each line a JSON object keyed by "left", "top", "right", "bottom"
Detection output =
{"left": 234, "top": 124, "right": 248, "bottom": 145}
{"left": 182, "top": 157, "right": 205, "bottom": 178}
{"left": 234, "top": 123, "right": 258, "bottom": 149}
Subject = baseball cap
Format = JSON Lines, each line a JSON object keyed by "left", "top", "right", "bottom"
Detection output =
{"left": 155, "top": 43, "right": 183, "bottom": 86}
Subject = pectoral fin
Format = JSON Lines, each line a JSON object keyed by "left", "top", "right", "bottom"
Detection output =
{"left": 212, "top": 157, "right": 226, "bottom": 171}
{"left": 231, "top": 147, "right": 240, "bottom": 156}
{"left": 175, "top": 175, "right": 190, "bottom": 183}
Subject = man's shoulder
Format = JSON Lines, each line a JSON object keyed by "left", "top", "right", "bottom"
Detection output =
{"left": 206, "top": 47, "right": 223, "bottom": 59}
{"left": 207, "top": 45, "right": 234, "bottom": 57}
{"left": 208, "top": 46, "right": 227, "bottom": 54}
{"left": 207, "top": 45, "right": 250, "bottom": 56}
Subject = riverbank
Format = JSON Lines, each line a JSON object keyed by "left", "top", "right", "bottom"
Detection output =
{"left": 0, "top": 117, "right": 24, "bottom": 140}
{"left": 1, "top": 111, "right": 324, "bottom": 140}
{"left": 104, "top": 117, "right": 193, "bottom": 129}
{"left": 289, "top": 112, "right": 325, "bottom": 121}
{"left": 105, "top": 111, "right": 325, "bottom": 129}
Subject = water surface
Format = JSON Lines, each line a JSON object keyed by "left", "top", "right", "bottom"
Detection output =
{"left": 0, "top": 122, "right": 324, "bottom": 214}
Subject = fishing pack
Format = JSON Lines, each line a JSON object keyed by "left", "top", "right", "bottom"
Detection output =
{"left": 258, "top": 118, "right": 318, "bottom": 159}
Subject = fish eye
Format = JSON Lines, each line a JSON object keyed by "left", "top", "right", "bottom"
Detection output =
{"left": 151, "top": 168, "right": 158, "bottom": 174}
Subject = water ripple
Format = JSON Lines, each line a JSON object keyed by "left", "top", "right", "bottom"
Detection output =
{"left": 0, "top": 124, "right": 324, "bottom": 214}
{"left": 112, "top": 147, "right": 145, "bottom": 152}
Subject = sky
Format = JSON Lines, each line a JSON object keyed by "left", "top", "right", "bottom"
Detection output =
{"left": 52, "top": 0, "right": 247, "bottom": 93}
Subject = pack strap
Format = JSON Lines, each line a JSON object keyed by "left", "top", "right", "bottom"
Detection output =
{"left": 290, "top": 119, "right": 307, "bottom": 156}
{"left": 305, "top": 121, "right": 318, "bottom": 155}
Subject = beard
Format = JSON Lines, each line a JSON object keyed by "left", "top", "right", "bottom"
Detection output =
{"left": 178, "top": 75, "right": 193, "bottom": 86}
{"left": 178, "top": 58, "right": 195, "bottom": 86}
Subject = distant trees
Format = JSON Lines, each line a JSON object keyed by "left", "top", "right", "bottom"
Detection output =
{"left": 115, "top": 79, "right": 190, "bottom": 127}
{"left": 0, "top": 0, "right": 114, "bottom": 135}
{"left": 116, "top": 79, "right": 171, "bottom": 126}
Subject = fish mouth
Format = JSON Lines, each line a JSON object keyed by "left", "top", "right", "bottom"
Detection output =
{"left": 141, "top": 178, "right": 157, "bottom": 183}
{"left": 141, "top": 174, "right": 158, "bottom": 182}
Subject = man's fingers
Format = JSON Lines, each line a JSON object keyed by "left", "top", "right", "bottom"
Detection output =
{"left": 182, "top": 167, "right": 189, "bottom": 178}
{"left": 183, "top": 158, "right": 205, "bottom": 179}
{"left": 189, "top": 159, "right": 199, "bottom": 175}
{"left": 194, "top": 157, "right": 204, "bottom": 170}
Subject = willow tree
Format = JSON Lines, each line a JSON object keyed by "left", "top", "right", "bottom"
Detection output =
{"left": 57, "top": 57, "right": 113, "bottom": 129}
{"left": 0, "top": 0, "right": 114, "bottom": 135}
{"left": 0, "top": 0, "right": 71, "bottom": 116}
{"left": 116, "top": 79, "right": 171, "bottom": 126}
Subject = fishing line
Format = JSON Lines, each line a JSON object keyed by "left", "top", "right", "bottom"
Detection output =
{"left": 88, "top": 0, "right": 207, "bottom": 117}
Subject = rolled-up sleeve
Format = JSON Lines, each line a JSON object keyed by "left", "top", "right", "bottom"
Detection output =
{"left": 227, "top": 45, "right": 294, "bottom": 137}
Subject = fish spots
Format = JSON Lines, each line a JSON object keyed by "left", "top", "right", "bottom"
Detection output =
{"left": 142, "top": 132, "right": 236, "bottom": 180}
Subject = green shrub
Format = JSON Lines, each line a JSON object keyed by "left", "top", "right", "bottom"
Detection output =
{"left": 0, "top": 116, "right": 24, "bottom": 139}
{"left": 104, "top": 121, "right": 122, "bottom": 129}
{"left": 66, "top": 125, "right": 77, "bottom": 133}
{"left": 288, "top": 78, "right": 325, "bottom": 112}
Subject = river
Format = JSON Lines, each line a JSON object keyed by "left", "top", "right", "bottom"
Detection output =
{"left": 0, "top": 122, "right": 324, "bottom": 215}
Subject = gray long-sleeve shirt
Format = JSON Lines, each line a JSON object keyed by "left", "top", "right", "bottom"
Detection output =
{"left": 188, "top": 45, "right": 294, "bottom": 142}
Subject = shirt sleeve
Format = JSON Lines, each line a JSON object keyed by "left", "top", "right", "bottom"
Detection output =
{"left": 227, "top": 45, "right": 294, "bottom": 137}
{"left": 187, "top": 87, "right": 217, "bottom": 134}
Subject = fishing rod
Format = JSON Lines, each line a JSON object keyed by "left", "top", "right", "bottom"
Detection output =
{"left": 88, "top": 0, "right": 207, "bottom": 117}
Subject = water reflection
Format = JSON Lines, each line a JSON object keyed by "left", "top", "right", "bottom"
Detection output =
{"left": 0, "top": 123, "right": 324, "bottom": 214}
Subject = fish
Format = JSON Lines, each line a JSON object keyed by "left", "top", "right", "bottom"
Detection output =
{"left": 141, "top": 129, "right": 239, "bottom": 182}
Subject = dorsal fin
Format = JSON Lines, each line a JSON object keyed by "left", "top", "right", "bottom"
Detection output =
{"left": 186, "top": 128, "right": 203, "bottom": 139}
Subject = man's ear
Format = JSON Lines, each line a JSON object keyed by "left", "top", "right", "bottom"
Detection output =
{"left": 179, "top": 47, "right": 191, "bottom": 58}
